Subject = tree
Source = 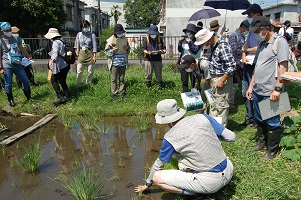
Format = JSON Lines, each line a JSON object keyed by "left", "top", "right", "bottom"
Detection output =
{"left": 111, "top": 5, "right": 122, "bottom": 25}
{"left": 123, "top": 0, "right": 160, "bottom": 28}
{"left": 0, "top": 0, "right": 67, "bottom": 37}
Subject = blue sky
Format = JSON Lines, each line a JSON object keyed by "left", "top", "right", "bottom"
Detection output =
{"left": 253, "top": 0, "right": 287, "bottom": 8}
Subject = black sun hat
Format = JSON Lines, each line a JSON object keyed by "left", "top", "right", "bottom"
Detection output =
{"left": 114, "top": 24, "right": 125, "bottom": 35}
{"left": 178, "top": 55, "right": 196, "bottom": 69}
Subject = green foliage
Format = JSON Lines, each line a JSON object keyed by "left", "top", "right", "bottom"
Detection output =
{"left": 280, "top": 114, "right": 301, "bottom": 161}
{"left": 111, "top": 5, "right": 122, "bottom": 25}
{"left": 128, "top": 115, "right": 152, "bottom": 133}
{"left": 99, "top": 26, "right": 115, "bottom": 51}
{"left": 123, "top": 0, "right": 160, "bottom": 28}
{"left": 0, "top": 0, "right": 67, "bottom": 37}
{"left": 15, "top": 140, "right": 41, "bottom": 173}
{"left": 163, "top": 157, "right": 178, "bottom": 170}
{"left": 53, "top": 162, "right": 106, "bottom": 200}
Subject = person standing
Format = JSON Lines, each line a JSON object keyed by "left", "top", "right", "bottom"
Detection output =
{"left": 74, "top": 20, "right": 97, "bottom": 87}
{"left": 0, "top": 22, "right": 34, "bottom": 107}
{"left": 135, "top": 99, "right": 235, "bottom": 196}
{"left": 45, "top": 28, "right": 71, "bottom": 106}
{"left": 143, "top": 25, "right": 166, "bottom": 88}
{"left": 12, "top": 26, "right": 35, "bottom": 88}
{"left": 195, "top": 29, "right": 236, "bottom": 127}
{"left": 105, "top": 24, "right": 130, "bottom": 102}
{"left": 228, "top": 20, "right": 250, "bottom": 109}
{"left": 177, "top": 24, "right": 202, "bottom": 92}
{"left": 278, "top": 20, "right": 294, "bottom": 43}
{"left": 246, "top": 16, "right": 289, "bottom": 160}
{"left": 241, "top": 3, "right": 263, "bottom": 128}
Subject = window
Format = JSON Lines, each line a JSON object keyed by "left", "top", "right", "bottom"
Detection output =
{"left": 67, "top": 5, "right": 73, "bottom": 21}
{"left": 275, "top": 12, "right": 281, "bottom": 22}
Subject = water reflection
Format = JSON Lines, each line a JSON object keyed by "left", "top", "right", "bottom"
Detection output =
{"left": 0, "top": 115, "right": 172, "bottom": 199}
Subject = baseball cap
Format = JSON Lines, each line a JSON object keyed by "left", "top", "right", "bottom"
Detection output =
{"left": 178, "top": 55, "right": 196, "bottom": 69}
{"left": 242, "top": 3, "right": 263, "bottom": 15}
{"left": 249, "top": 16, "right": 271, "bottom": 33}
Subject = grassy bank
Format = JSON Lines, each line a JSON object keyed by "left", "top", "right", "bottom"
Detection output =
{"left": 1, "top": 64, "right": 301, "bottom": 199}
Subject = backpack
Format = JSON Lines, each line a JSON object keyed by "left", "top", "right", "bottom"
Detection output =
{"left": 272, "top": 36, "right": 298, "bottom": 73}
{"left": 59, "top": 39, "right": 76, "bottom": 64}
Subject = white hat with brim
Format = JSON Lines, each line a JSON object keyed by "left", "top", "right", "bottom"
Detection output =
{"left": 44, "top": 28, "right": 61, "bottom": 39}
{"left": 194, "top": 29, "right": 214, "bottom": 45}
{"left": 155, "top": 99, "right": 186, "bottom": 124}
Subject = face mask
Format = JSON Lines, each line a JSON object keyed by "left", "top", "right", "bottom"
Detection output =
{"left": 186, "top": 33, "right": 192, "bottom": 38}
{"left": 82, "top": 28, "right": 89, "bottom": 32}
{"left": 150, "top": 35, "right": 157, "bottom": 39}
{"left": 202, "top": 44, "right": 210, "bottom": 50}
{"left": 4, "top": 31, "right": 12, "bottom": 37}
{"left": 116, "top": 33, "right": 124, "bottom": 38}
{"left": 247, "top": 17, "right": 253, "bottom": 24}
{"left": 14, "top": 33, "right": 19, "bottom": 37}
{"left": 242, "top": 31, "right": 248, "bottom": 37}
{"left": 254, "top": 32, "right": 266, "bottom": 42}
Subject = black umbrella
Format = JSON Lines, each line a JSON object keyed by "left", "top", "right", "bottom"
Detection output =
{"left": 204, "top": 0, "right": 250, "bottom": 11}
{"left": 189, "top": 9, "right": 221, "bottom": 22}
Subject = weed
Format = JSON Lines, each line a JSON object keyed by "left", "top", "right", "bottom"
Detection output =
{"left": 14, "top": 140, "right": 41, "bottom": 173}
{"left": 59, "top": 113, "right": 74, "bottom": 129}
{"left": 52, "top": 162, "right": 106, "bottom": 200}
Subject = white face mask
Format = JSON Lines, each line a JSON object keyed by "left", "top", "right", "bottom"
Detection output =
{"left": 82, "top": 28, "right": 89, "bottom": 32}
{"left": 150, "top": 35, "right": 157, "bottom": 39}
{"left": 4, "top": 31, "right": 12, "bottom": 37}
{"left": 116, "top": 33, "right": 124, "bottom": 38}
{"left": 247, "top": 17, "right": 253, "bottom": 24}
{"left": 254, "top": 32, "right": 266, "bottom": 42}
{"left": 242, "top": 31, "right": 248, "bottom": 37}
{"left": 202, "top": 44, "right": 210, "bottom": 50}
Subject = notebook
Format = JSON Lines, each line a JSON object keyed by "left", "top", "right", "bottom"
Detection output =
{"left": 258, "top": 92, "right": 291, "bottom": 120}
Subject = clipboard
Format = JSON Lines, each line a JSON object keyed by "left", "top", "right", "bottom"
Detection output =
{"left": 258, "top": 92, "right": 291, "bottom": 120}
{"left": 116, "top": 38, "right": 127, "bottom": 54}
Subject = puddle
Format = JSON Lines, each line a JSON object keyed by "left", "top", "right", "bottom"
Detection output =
{"left": 0, "top": 115, "right": 181, "bottom": 200}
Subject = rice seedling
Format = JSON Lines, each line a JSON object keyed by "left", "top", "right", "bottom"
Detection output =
{"left": 132, "top": 115, "right": 152, "bottom": 133}
{"left": 118, "top": 158, "right": 125, "bottom": 167}
{"left": 93, "top": 122, "right": 112, "bottom": 135}
{"left": 128, "top": 148, "right": 133, "bottom": 157}
{"left": 111, "top": 170, "right": 120, "bottom": 181}
{"left": 80, "top": 117, "right": 95, "bottom": 130}
{"left": 52, "top": 162, "right": 106, "bottom": 200}
{"left": 14, "top": 140, "right": 41, "bottom": 173}
{"left": 59, "top": 113, "right": 74, "bottom": 129}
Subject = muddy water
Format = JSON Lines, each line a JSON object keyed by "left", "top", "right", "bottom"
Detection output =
{"left": 0, "top": 115, "right": 181, "bottom": 200}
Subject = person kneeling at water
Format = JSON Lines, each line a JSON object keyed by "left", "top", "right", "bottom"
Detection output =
{"left": 134, "top": 99, "right": 236, "bottom": 196}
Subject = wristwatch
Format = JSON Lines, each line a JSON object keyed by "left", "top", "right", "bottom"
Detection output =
{"left": 274, "top": 86, "right": 282, "bottom": 92}
{"left": 145, "top": 181, "right": 152, "bottom": 187}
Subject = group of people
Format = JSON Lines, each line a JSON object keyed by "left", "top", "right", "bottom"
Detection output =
{"left": 134, "top": 3, "right": 298, "bottom": 199}
{"left": 0, "top": 2, "right": 299, "bottom": 198}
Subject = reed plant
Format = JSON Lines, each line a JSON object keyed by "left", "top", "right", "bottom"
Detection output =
{"left": 53, "top": 162, "right": 106, "bottom": 200}
{"left": 15, "top": 140, "right": 41, "bottom": 173}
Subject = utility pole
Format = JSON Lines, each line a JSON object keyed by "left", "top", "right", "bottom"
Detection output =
{"left": 98, "top": 0, "right": 102, "bottom": 36}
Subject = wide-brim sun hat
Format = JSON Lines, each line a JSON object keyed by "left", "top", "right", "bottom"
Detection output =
{"left": 249, "top": 16, "right": 271, "bottom": 33}
{"left": 44, "top": 28, "right": 61, "bottom": 39}
{"left": 155, "top": 99, "right": 186, "bottom": 124}
{"left": 147, "top": 25, "right": 160, "bottom": 35}
{"left": 0, "top": 22, "right": 11, "bottom": 31}
{"left": 194, "top": 29, "right": 214, "bottom": 45}
{"left": 182, "top": 23, "right": 197, "bottom": 33}
{"left": 209, "top": 20, "right": 221, "bottom": 31}
{"left": 11, "top": 26, "right": 20, "bottom": 33}
{"left": 114, "top": 24, "right": 125, "bottom": 35}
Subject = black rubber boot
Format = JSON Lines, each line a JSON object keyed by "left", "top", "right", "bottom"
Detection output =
{"left": 62, "top": 90, "right": 70, "bottom": 102}
{"left": 252, "top": 124, "right": 267, "bottom": 151}
{"left": 23, "top": 89, "right": 35, "bottom": 101}
{"left": 53, "top": 91, "right": 66, "bottom": 106}
{"left": 6, "top": 93, "right": 16, "bottom": 107}
{"left": 261, "top": 128, "right": 282, "bottom": 160}
{"left": 146, "top": 81, "right": 151, "bottom": 88}
{"left": 158, "top": 81, "right": 163, "bottom": 89}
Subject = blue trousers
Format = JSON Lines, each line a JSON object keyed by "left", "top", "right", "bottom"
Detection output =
{"left": 243, "top": 64, "right": 255, "bottom": 123}
{"left": 3, "top": 67, "right": 30, "bottom": 93}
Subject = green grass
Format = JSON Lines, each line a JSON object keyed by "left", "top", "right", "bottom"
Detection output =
{"left": 2, "top": 64, "right": 301, "bottom": 199}
{"left": 14, "top": 139, "right": 41, "bottom": 173}
{"left": 52, "top": 162, "right": 106, "bottom": 200}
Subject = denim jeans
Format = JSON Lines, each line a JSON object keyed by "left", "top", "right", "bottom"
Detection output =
{"left": 3, "top": 67, "right": 30, "bottom": 93}
{"left": 243, "top": 64, "right": 255, "bottom": 123}
{"left": 252, "top": 91, "right": 281, "bottom": 130}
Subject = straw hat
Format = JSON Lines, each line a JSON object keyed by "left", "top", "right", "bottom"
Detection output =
{"left": 11, "top": 26, "right": 20, "bottom": 33}
{"left": 44, "top": 28, "right": 61, "bottom": 39}
{"left": 155, "top": 99, "right": 186, "bottom": 124}
{"left": 209, "top": 20, "right": 221, "bottom": 31}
